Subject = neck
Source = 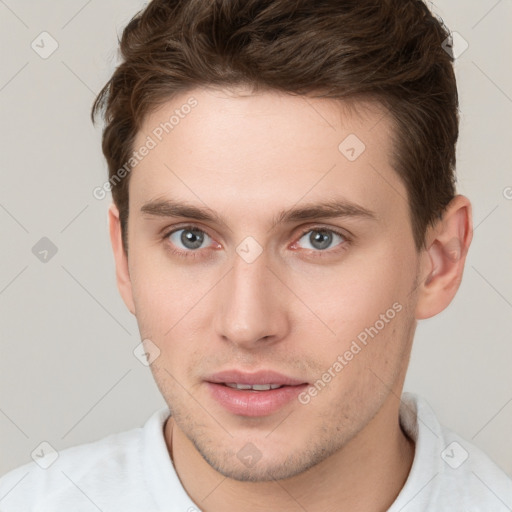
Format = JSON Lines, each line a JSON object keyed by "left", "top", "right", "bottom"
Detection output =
{"left": 165, "top": 393, "right": 415, "bottom": 512}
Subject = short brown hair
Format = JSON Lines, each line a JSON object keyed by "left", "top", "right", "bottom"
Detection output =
{"left": 92, "top": 0, "right": 458, "bottom": 253}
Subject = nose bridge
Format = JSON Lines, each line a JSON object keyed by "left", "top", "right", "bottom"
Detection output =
{"left": 215, "top": 246, "right": 286, "bottom": 347}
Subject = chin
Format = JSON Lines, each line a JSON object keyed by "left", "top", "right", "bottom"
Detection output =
{"left": 194, "top": 437, "right": 339, "bottom": 483}
{"left": 204, "top": 456, "right": 309, "bottom": 482}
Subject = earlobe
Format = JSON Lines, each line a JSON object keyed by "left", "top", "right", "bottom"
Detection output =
{"left": 415, "top": 195, "right": 473, "bottom": 320}
{"left": 108, "top": 203, "right": 136, "bottom": 315}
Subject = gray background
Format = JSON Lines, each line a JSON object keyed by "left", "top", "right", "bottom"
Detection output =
{"left": 1, "top": 0, "right": 511, "bottom": 478}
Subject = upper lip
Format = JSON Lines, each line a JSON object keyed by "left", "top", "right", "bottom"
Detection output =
{"left": 205, "top": 370, "right": 308, "bottom": 386}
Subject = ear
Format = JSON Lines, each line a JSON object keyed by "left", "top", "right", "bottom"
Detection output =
{"left": 108, "top": 203, "right": 136, "bottom": 315}
{"left": 415, "top": 195, "right": 473, "bottom": 320}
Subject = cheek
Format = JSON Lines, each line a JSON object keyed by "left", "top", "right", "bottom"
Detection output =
{"left": 128, "top": 249, "right": 175, "bottom": 332}
{"left": 128, "top": 247, "right": 218, "bottom": 340}
{"left": 290, "top": 243, "right": 416, "bottom": 344}
{"left": 128, "top": 230, "right": 417, "bottom": 359}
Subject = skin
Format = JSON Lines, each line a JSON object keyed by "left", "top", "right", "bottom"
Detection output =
{"left": 109, "top": 86, "right": 472, "bottom": 511}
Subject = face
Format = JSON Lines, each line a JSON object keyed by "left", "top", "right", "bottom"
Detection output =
{"left": 121, "top": 87, "right": 422, "bottom": 481}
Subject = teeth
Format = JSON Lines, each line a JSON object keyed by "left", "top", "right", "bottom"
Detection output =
{"left": 252, "top": 384, "right": 271, "bottom": 391}
{"left": 226, "top": 383, "right": 252, "bottom": 390}
{"left": 225, "top": 383, "right": 283, "bottom": 390}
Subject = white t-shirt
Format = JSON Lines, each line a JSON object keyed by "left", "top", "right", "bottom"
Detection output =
{"left": 1, "top": 393, "right": 511, "bottom": 511}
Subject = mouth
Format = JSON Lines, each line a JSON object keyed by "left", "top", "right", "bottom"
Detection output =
{"left": 223, "top": 383, "right": 286, "bottom": 391}
{"left": 204, "top": 370, "right": 309, "bottom": 417}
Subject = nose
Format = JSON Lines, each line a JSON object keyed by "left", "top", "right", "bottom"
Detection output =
{"left": 214, "top": 248, "right": 290, "bottom": 350}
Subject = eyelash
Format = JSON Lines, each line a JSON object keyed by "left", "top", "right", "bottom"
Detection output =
{"left": 162, "top": 224, "right": 351, "bottom": 260}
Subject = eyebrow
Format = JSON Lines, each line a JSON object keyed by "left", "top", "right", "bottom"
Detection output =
{"left": 140, "top": 197, "right": 377, "bottom": 230}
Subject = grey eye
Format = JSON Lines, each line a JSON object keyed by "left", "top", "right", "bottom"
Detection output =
{"left": 297, "top": 230, "right": 344, "bottom": 251}
{"left": 169, "top": 228, "right": 210, "bottom": 250}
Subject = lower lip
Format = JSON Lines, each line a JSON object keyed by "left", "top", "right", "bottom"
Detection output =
{"left": 206, "top": 382, "right": 308, "bottom": 417}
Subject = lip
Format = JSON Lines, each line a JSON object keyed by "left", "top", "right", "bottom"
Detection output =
{"left": 205, "top": 369, "right": 308, "bottom": 386}
{"left": 205, "top": 370, "right": 309, "bottom": 417}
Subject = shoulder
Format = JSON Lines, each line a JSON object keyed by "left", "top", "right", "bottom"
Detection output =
{"left": 0, "top": 408, "right": 169, "bottom": 511}
{"left": 435, "top": 424, "right": 512, "bottom": 510}
{"left": 392, "top": 393, "right": 512, "bottom": 511}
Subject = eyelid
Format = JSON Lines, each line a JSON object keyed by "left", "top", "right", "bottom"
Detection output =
{"left": 162, "top": 223, "right": 352, "bottom": 256}
{"left": 163, "top": 224, "right": 218, "bottom": 247}
{"left": 163, "top": 221, "right": 217, "bottom": 237}
{"left": 294, "top": 224, "right": 352, "bottom": 241}
{"left": 290, "top": 224, "right": 351, "bottom": 253}
{"left": 162, "top": 222, "right": 352, "bottom": 240}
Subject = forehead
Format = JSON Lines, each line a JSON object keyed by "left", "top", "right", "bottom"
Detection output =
{"left": 130, "top": 86, "right": 407, "bottom": 225}
{"left": 138, "top": 86, "right": 390, "bottom": 159}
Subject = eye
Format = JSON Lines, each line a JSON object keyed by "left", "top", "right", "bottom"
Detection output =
{"left": 163, "top": 224, "right": 349, "bottom": 260}
{"left": 167, "top": 226, "right": 212, "bottom": 251}
{"left": 295, "top": 228, "right": 347, "bottom": 252}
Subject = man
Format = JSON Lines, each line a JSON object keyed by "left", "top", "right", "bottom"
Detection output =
{"left": 1, "top": 0, "right": 511, "bottom": 510}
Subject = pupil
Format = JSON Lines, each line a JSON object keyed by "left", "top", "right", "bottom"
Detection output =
{"left": 311, "top": 230, "right": 332, "bottom": 250}
{"left": 181, "top": 229, "right": 204, "bottom": 249}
